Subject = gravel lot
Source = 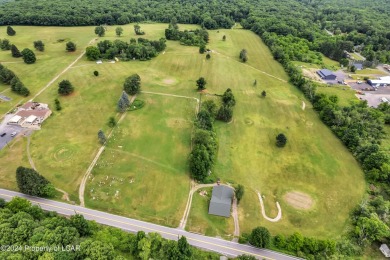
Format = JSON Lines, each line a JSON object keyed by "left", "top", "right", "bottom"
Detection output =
{"left": 0, "top": 115, "right": 23, "bottom": 150}
{"left": 356, "top": 93, "right": 390, "bottom": 108}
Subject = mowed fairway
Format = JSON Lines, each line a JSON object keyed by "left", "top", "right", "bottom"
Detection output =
{"left": 85, "top": 94, "right": 195, "bottom": 227}
{"left": 0, "top": 24, "right": 366, "bottom": 239}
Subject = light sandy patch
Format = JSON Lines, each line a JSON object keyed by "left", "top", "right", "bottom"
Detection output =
{"left": 302, "top": 101, "right": 306, "bottom": 110}
{"left": 284, "top": 191, "right": 314, "bottom": 210}
{"left": 166, "top": 118, "right": 191, "bottom": 129}
{"left": 163, "top": 78, "right": 176, "bottom": 85}
{"left": 302, "top": 68, "right": 322, "bottom": 83}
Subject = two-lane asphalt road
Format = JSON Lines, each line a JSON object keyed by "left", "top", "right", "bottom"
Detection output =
{"left": 0, "top": 189, "right": 301, "bottom": 260}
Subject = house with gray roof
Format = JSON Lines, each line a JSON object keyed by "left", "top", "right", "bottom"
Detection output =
{"left": 317, "top": 69, "right": 337, "bottom": 80}
{"left": 353, "top": 63, "right": 363, "bottom": 70}
{"left": 208, "top": 185, "right": 234, "bottom": 217}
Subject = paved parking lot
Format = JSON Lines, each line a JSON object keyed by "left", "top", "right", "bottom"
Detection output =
{"left": 357, "top": 93, "right": 390, "bottom": 108}
{"left": 0, "top": 115, "right": 23, "bottom": 150}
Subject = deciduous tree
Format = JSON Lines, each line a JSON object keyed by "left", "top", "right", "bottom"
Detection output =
{"left": 86, "top": 46, "right": 100, "bottom": 60}
{"left": 98, "top": 130, "right": 106, "bottom": 144}
{"left": 11, "top": 44, "right": 22, "bottom": 57}
{"left": 33, "top": 40, "right": 45, "bottom": 51}
{"left": 239, "top": 49, "right": 248, "bottom": 62}
{"left": 66, "top": 41, "right": 76, "bottom": 52}
{"left": 7, "top": 26, "right": 15, "bottom": 36}
{"left": 123, "top": 74, "right": 141, "bottom": 95}
{"left": 249, "top": 227, "right": 271, "bottom": 248}
{"left": 21, "top": 48, "right": 36, "bottom": 64}
{"left": 115, "top": 27, "right": 123, "bottom": 37}
{"left": 95, "top": 26, "right": 105, "bottom": 37}
{"left": 196, "top": 77, "right": 206, "bottom": 90}
{"left": 276, "top": 133, "right": 287, "bottom": 147}
{"left": 16, "top": 166, "right": 55, "bottom": 197}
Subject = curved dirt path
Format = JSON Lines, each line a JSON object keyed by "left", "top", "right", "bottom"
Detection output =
{"left": 27, "top": 135, "right": 69, "bottom": 201}
{"left": 179, "top": 182, "right": 240, "bottom": 239}
{"left": 257, "top": 191, "right": 282, "bottom": 222}
{"left": 78, "top": 95, "right": 136, "bottom": 207}
{"left": 302, "top": 101, "right": 306, "bottom": 110}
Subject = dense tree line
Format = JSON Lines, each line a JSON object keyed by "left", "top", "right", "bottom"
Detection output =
{"left": 0, "top": 197, "right": 221, "bottom": 259}
{"left": 86, "top": 37, "right": 166, "bottom": 61}
{"left": 0, "top": 0, "right": 388, "bottom": 62}
{"left": 16, "top": 166, "right": 55, "bottom": 197}
{"left": 0, "top": 63, "right": 30, "bottom": 96}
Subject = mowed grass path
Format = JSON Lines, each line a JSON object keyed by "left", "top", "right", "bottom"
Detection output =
{"left": 85, "top": 94, "right": 195, "bottom": 227}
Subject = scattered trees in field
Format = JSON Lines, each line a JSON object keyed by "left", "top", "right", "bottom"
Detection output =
{"left": 54, "top": 98, "right": 62, "bottom": 111}
{"left": 115, "top": 26, "right": 123, "bottom": 37}
{"left": 16, "top": 166, "right": 55, "bottom": 197}
{"left": 134, "top": 24, "right": 145, "bottom": 35}
{"left": 98, "top": 130, "right": 106, "bottom": 144}
{"left": 86, "top": 46, "right": 100, "bottom": 60}
{"left": 217, "top": 88, "right": 236, "bottom": 122}
{"left": 0, "top": 68, "right": 29, "bottom": 96}
{"left": 0, "top": 39, "right": 11, "bottom": 50}
{"left": 239, "top": 49, "right": 248, "bottom": 62}
{"left": 124, "top": 74, "right": 141, "bottom": 95}
{"left": 11, "top": 44, "right": 22, "bottom": 57}
{"left": 66, "top": 41, "right": 76, "bottom": 52}
{"left": 95, "top": 25, "right": 105, "bottom": 37}
{"left": 117, "top": 91, "right": 130, "bottom": 112}
{"left": 21, "top": 48, "right": 36, "bottom": 64}
{"left": 33, "top": 40, "right": 45, "bottom": 51}
{"left": 6, "top": 25, "right": 15, "bottom": 36}
{"left": 276, "top": 133, "right": 287, "bottom": 147}
{"left": 165, "top": 22, "right": 209, "bottom": 46}
{"left": 93, "top": 70, "right": 99, "bottom": 76}
{"left": 58, "top": 80, "right": 74, "bottom": 95}
{"left": 196, "top": 77, "right": 207, "bottom": 90}
{"left": 261, "top": 90, "right": 266, "bottom": 97}
{"left": 107, "top": 116, "right": 117, "bottom": 127}
{"left": 249, "top": 227, "right": 271, "bottom": 248}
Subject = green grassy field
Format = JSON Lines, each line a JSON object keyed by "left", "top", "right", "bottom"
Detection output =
{"left": 316, "top": 84, "right": 359, "bottom": 107}
{"left": 0, "top": 24, "right": 366, "bottom": 240}
{"left": 85, "top": 94, "right": 195, "bottom": 227}
{"left": 186, "top": 187, "right": 235, "bottom": 238}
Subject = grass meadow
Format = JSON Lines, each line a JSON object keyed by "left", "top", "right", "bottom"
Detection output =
{"left": 0, "top": 24, "right": 366, "bottom": 239}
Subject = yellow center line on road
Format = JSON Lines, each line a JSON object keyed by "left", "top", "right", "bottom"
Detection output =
{"left": 0, "top": 193, "right": 275, "bottom": 260}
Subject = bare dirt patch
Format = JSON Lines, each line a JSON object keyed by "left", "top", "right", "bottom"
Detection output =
{"left": 284, "top": 191, "right": 314, "bottom": 210}
{"left": 302, "top": 68, "right": 323, "bottom": 83}
{"left": 163, "top": 78, "right": 176, "bottom": 85}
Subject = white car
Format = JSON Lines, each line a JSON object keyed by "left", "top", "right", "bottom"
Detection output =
{"left": 10, "top": 132, "right": 17, "bottom": 137}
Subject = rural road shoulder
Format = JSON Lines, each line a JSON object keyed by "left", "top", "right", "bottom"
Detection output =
{"left": 0, "top": 189, "right": 301, "bottom": 260}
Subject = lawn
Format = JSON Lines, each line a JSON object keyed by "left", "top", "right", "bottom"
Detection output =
{"left": 85, "top": 94, "right": 195, "bottom": 227}
{"left": 186, "top": 187, "right": 235, "bottom": 239}
{"left": 316, "top": 84, "right": 359, "bottom": 107}
{"left": 0, "top": 24, "right": 366, "bottom": 240}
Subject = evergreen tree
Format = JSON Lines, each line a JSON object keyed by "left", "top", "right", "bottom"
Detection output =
{"left": 276, "top": 133, "right": 287, "bottom": 147}
{"left": 16, "top": 166, "right": 55, "bottom": 197}
{"left": 239, "top": 49, "right": 248, "bottom": 62}
{"left": 21, "top": 48, "right": 36, "bottom": 64}
{"left": 117, "top": 91, "right": 130, "bottom": 112}
{"left": 217, "top": 105, "right": 233, "bottom": 122}
{"left": 98, "top": 130, "right": 106, "bottom": 144}
{"left": 222, "top": 88, "right": 236, "bottom": 107}
{"left": 236, "top": 184, "right": 244, "bottom": 204}
{"left": 54, "top": 98, "right": 62, "bottom": 111}
{"left": 33, "top": 40, "right": 45, "bottom": 51}
{"left": 178, "top": 236, "right": 192, "bottom": 259}
{"left": 66, "top": 41, "right": 76, "bottom": 52}
{"left": 11, "top": 44, "right": 22, "bottom": 57}
{"left": 222, "top": 35, "right": 226, "bottom": 41}
{"left": 196, "top": 77, "right": 207, "bottom": 90}
{"left": 93, "top": 70, "right": 99, "bottom": 76}
{"left": 58, "top": 80, "right": 74, "bottom": 95}
{"left": 6, "top": 26, "right": 16, "bottom": 36}
{"left": 199, "top": 44, "right": 206, "bottom": 54}
{"left": 0, "top": 39, "right": 11, "bottom": 50}
{"left": 261, "top": 90, "right": 266, "bottom": 97}
{"left": 107, "top": 116, "right": 117, "bottom": 127}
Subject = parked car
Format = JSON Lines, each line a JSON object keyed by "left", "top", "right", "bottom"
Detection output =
{"left": 10, "top": 132, "right": 17, "bottom": 137}
{"left": 0, "top": 133, "right": 6, "bottom": 137}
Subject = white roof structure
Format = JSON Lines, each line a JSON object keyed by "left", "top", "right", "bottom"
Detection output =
{"left": 369, "top": 76, "right": 390, "bottom": 86}
{"left": 8, "top": 115, "right": 22, "bottom": 124}
{"left": 380, "top": 244, "right": 390, "bottom": 257}
{"left": 24, "top": 115, "right": 38, "bottom": 124}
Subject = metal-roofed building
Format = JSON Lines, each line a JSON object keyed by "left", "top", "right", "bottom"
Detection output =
{"left": 208, "top": 185, "right": 234, "bottom": 217}
{"left": 316, "top": 69, "right": 337, "bottom": 80}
